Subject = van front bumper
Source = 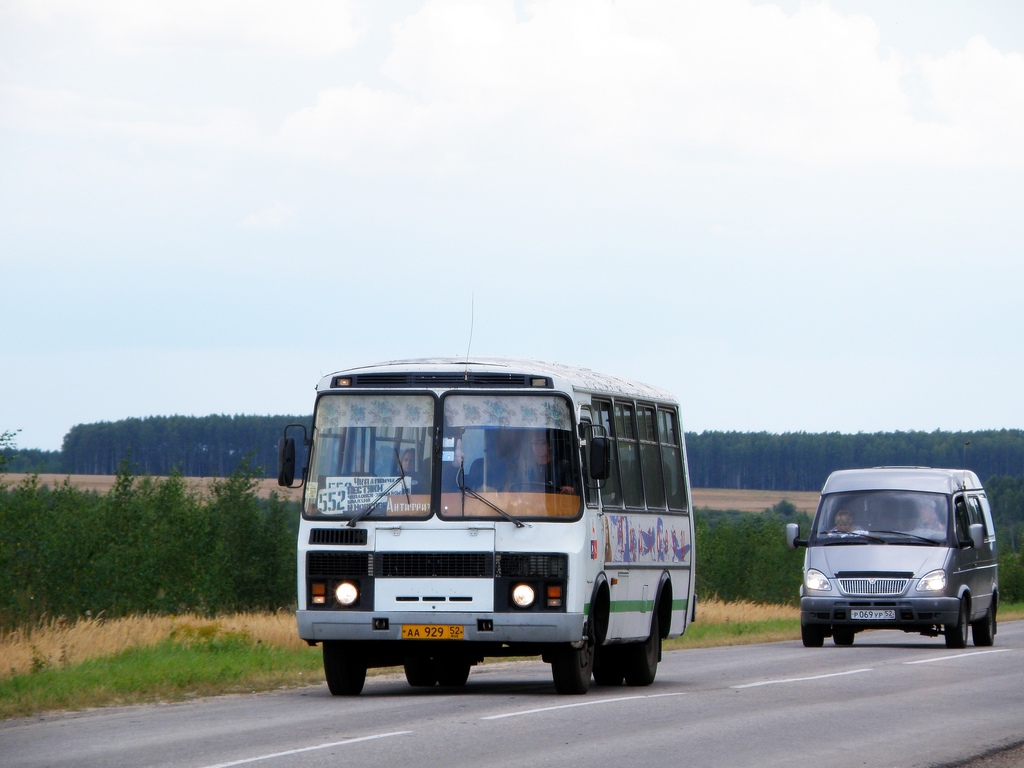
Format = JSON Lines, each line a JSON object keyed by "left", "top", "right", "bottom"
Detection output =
{"left": 800, "top": 596, "right": 962, "bottom": 630}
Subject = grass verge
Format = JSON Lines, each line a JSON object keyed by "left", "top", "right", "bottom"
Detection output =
{"left": 2, "top": 602, "right": 1021, "bottom": 720}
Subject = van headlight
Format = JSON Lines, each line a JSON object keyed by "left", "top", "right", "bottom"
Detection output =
{"left": 804, "top": 569, "right": 831, "bottom": 592}
{"left": 916, "top": 570, "right": 947, "bottom": 593}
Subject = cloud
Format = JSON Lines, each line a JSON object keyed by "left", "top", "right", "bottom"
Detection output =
{"left": 2, "top": 0, "right": 362, "bottom": 55}
{"left": 275, "top": 0, "right": 1024, "bottom": 171}
{"left": 240, "top": 201, "right": 297, "bottom": 230}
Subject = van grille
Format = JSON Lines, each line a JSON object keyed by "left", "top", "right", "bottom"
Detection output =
{"left": 838, "top": 578, "right": 909, "bottom": 596}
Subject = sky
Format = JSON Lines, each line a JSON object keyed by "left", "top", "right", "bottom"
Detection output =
{"left": 2, "top": 0, "right": 1023, "bottom": 453}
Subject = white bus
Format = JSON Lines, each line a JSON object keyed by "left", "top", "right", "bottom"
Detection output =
{"left": 278, "top": 358, "right": 696, "bottom": 695}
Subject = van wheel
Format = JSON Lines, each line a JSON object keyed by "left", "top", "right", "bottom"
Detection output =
{"left": 972, "top": 601, "right": 997, "bottom": 647}
{"left": 945, "top": 599, "right": 969, "bottom": 649}
{"left": 833, "top": 629, "right": 855, "bottom": 646}
{"left": 323, "top": 642, "right": 367, "bottom": 696}
{"left": 801, "top": 623, "right": 826, "bottom": 647}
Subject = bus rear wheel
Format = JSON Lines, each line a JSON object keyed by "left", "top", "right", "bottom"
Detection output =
{"left": 622, "top": 611, "right": 660, "bottom": 687}
{"left": 323, "top": 642, "right": 367, "bottom": 696}
{"left": 593, "top": 646, "right": 625, "bottom": 686}
{"left": 403, "top": 657, "right": 437, "bottom": 687}
{"left": 435, "top": 657, "right": 472, "bottom": 687}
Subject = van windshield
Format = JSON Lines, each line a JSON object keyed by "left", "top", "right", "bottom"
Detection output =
{"left": 813, "top": 490, "right": 950, "bottom": 545}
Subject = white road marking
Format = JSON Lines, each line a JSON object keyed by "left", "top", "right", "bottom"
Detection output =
{"left": 201, "top": 731, "right": 413, "bottom": 768}
{"left": 732, "top": 668, "right": 873, "bottom": 689}
{"left": 904, "top": 649, "right": 1013, "bottom": 665}
{"left": 482, "top": 692, "right": 687, "bottom": 720}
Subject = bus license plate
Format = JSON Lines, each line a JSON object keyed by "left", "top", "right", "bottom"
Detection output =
{"left": 850, "top": 609, "right": 895, "bottom": 621}
{"left": 401, "top": 624, "right": 465, "bottom": 640}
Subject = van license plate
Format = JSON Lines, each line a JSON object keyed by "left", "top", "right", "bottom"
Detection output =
{"left": 850, "top": 609, "right": 895, "bottom": 620}
{"left": 401, "top": 624, "right": 464, "bottom": 640}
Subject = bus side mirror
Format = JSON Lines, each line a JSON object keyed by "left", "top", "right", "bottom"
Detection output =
{"left": 278, "top": 436, "right": 296, "bottom": 487}
{"left": 589, "top": 437, "right": 611, "bottom": 481}
{"left": 786, "top": 523, "right": 806, "bottom": 549}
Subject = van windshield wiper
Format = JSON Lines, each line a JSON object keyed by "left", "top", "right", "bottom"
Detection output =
{"left": 822, "top": 532, "right": 887, "bottom": 545}
{"left": 347, "top": 450, "right": 412, "bottom": 528}
{"left": 871, "top": 530, "right": 943, "bottom": 545}
{"left": 456, "top": 460, "right": 527, "bottom": 528}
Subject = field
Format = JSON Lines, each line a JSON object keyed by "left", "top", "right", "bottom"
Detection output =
{"left": 2, "top": 474, "right": 820, "bottom": 512}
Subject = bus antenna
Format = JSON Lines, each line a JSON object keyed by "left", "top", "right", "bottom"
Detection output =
{"left": 464, "top": 292, "right": 475, "bottom": 381}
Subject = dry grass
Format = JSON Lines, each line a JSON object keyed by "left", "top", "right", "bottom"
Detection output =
{"left": 0, "top": 611, "right": 306, "bottom": 679}
{"left": 696, "top": 598, "right": 799, "bottom": 623}
{"left": 3, "top": 475, "right": 820, "bottom": 511}
{"left": 1, "top": 601, "right": 803, "bottom": 679}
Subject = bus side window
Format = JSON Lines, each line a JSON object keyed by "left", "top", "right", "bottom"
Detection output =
{"left": 594, "top": 399, "right": 622, "bottom": 507}
{"left": 614, "top": 401, "right": 644, "bottom": 508}
{"left": 638, "top": 405, "right": 665, "bottom": 509}
{"left": 659, "top": 408, "right": 688, "bottom": 512}
{"left": 579, "top": 412, "right": 596, "bottom": 507}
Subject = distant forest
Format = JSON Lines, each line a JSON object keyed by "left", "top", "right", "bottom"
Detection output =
{"left": 3, "top": 417, "right": 1024, "bottom": 493}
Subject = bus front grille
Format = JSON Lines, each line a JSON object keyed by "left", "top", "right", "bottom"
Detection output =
{"left": 378, "top": 552, "right": 493, "bottom": 578}
{"left": 307, "top": 552, "right": 371, "bottom": 577}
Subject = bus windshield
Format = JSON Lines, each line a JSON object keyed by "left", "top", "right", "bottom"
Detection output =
{"left": 440, "top": 394, "right": 581, "bottom": 521}
{"left": 304, "top": 394, "right": 434, "bottom": 520}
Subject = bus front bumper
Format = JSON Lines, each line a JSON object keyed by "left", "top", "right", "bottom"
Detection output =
{"left": 297, "top": 609, "right": 585, "bottom": 644}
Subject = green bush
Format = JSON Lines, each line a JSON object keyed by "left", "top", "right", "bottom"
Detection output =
{"left": 694, "top": 508, "right": 809, "bottom": 605}
{"left": 0, "top": 461, "right": 296, "bottom": 630}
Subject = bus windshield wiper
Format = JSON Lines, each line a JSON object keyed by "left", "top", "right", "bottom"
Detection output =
{"left": 347, "top": 451, "right": 411, "bottom": 528}
{"left": 456, "top": 460, "right": 527, "bottom": 528}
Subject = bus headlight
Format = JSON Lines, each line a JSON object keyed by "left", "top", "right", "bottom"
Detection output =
{"left": 512, "top": 584, "right": 536, "bottom": 608}
{"left": 804, "top": 569, "right": 832, "bottom": 592}
{"left": 335, "top": 582, "right": 359, "bottom": 606}
{"left": 916, "top": 570, "right": 947, "bottom": 592}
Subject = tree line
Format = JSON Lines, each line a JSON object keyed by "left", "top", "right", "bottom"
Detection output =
{"left": 3, "top": 464, "right": 1023, "bottom": 631}
{"left": 5, "top": 419, "right": 1023, "bottom": 491}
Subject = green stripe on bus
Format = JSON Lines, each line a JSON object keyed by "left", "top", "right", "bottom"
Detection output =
{"left": 584, "top": 598, "right": 689, "bottom": 614}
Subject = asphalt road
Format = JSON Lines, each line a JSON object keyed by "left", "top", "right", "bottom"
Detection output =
{"left": 3, "top": 622, "right": 1022, "bottom": 768}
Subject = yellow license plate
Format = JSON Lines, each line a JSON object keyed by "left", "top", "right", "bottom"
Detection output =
{"left": 401, "top": 624, "right": 465, "bottom": 640}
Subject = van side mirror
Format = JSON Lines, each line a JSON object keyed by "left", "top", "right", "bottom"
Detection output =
{"left": 589, "top": 436, "right": 611, "bottom": 481}
{"left": 786, "top": 523, "right": 806, "bottom": 549}
{"left": 278, "top": 436, "right": 296, "bottom": 487}
{"left": 964, "top": 523, "right": 984, "bottom": 550}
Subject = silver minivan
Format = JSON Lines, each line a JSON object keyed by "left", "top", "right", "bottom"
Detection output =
{"left": 786, "top": 467, "right": 998, "bottom": 648}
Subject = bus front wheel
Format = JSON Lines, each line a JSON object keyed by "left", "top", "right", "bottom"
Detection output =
{"left": 323, "top": 641, "right": 367, "bottom": 696}
{"left": 551, "top": 623, "right": 594, "bottom": 695}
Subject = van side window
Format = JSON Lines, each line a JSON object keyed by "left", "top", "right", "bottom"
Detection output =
{"left": 978, "top": 495, "right": 995, "bottom": 536}
{"left": 967, "top": 496, "right": 986, "bottom": 531}
{"left": 954, "top": 496, "right": 970, "bottom": 540}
